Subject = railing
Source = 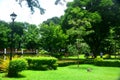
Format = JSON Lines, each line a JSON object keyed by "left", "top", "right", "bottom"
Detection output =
{"left": 0, "top": 49, "right": 38, "bottom": 55}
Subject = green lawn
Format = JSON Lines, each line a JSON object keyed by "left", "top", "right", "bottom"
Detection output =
{"left": 0, "top": 64, "right": 120, "bottom": 80}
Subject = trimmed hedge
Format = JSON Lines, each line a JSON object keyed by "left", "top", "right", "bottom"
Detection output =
{"left": 24, "top": 57, "right": 58, "bottom": 70}
{"left": 94, "top": 60, "right": 120, "bottom": 67}
{"left": 58, "top": 59, "right": 120, "bottom": 67}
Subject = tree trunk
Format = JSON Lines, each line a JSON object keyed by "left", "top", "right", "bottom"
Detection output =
{"left": 77, "top": 54, "right": 79, "bottom": 67}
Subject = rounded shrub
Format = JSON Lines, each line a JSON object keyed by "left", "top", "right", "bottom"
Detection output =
{"left": 8, "top": 59, "right": 28, "bottom": 77}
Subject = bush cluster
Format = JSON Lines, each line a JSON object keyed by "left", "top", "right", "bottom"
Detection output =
{"left": 8, "top": 59, "right": 28, "bottom": 77}
{"left": 57, "top": 58, "right": 120, "bottom": 67}
{"left": 24, "top": 57, "right": 58, "bottom": 70}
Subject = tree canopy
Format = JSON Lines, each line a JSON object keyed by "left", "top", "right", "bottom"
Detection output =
{"left": 61, "top": 0, "right": 120, "bottom": 57}
{"left": 39, "top": 22, "right": 68, "bottom": 57}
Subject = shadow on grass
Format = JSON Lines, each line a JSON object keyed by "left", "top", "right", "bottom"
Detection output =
{"left": 4, "top": 73, "right": 26, "bottom": 78}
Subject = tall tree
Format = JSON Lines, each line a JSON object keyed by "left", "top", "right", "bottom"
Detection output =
{"left": 23, "top": 24, "right": 39, "bottom": 50}
{"left": 39, "top": 22, "right": 68, "bottom": 57}
{"left": 62, "top": 0, "right": 120, "bottom": 57}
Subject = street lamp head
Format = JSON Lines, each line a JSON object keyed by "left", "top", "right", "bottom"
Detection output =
{"left": 10, "top": 12, "right": 17, "bottom": 21}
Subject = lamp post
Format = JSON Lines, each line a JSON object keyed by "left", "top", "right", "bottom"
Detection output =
{"left": 10, "top": 12, "right": 17, "bottom": 60}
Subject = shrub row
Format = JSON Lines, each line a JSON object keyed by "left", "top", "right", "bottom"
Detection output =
{"left": 93, "top": 58, "right": 120, "bottom": 67}
{"left": 94, "top": 60, "right": 120, "bottom": 67}
{"left": 24, "top": 57, "right": 58, "bottom": 70}
{"left": 58, "top": 58, "right": 120, "bottom": 67}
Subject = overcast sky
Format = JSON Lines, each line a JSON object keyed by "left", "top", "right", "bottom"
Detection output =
{"left": 0, "top": 0, "right": 71, "bottom": 25}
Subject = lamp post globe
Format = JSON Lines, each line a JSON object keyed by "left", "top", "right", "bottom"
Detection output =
{"left": 10, "top": 12, "right": 17, "bottom": 21}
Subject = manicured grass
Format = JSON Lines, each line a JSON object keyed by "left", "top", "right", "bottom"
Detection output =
{"left": 0, "top": 64, "right": 120, "bottom": 80}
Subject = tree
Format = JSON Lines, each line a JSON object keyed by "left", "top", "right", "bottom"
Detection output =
{"left": 84, "top": 0, "right": 120, "bottom": 57}
{"left": 9, "top": 22, "right": 25, "bottom": 49}
{"left": 39, "top": 22, "right": 68, "bottom": 58}
{"left": 23, "top": 24, "right": 40, "bottom": 50}
{"left": 0, "top": 21, "right": 41, "bottom": 51}
{"left": 61, "top": 0, "right": 120, "bottom": 57}
{"left": 0, "top": 20, "right": 10, "bottom": 49}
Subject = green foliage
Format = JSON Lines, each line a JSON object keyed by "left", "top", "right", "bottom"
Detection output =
{"left": 58, "top": 58, "right": 120, "bottom": 67}
{"left": 99, "top": 0, "right": 114, "bottom": 7}
{"left": 0, "top": 20, "right": 10, "bottom": 48}
{"left": 82, "top": 58, "right": 120, "bottom": 67}
{"left": 62, "top": 0, "right": 120, "bottom": 57}
{"left": 43, "top": 17, "right": 61, "bottom": 25}
{"left": 39, "top": 49, "right": 49, "bottom": 55}
{"left": 103, "top": 54, "right": 110, "bottom": 58}
{"left": 51, "top": 52, "right": 64, "bottom": 59}
{"left": 1, "top": 0, "right": 120, "bottom": 60}
{"left": 39, "top": 23, "right": 68, "bottom": 56}
{"left": 24, "top": 57, "right": 58, "bottom": 70}
{"left": 23, "top": 24, "right": 39, "bottom": 50}
{"left": 94, "top": 60, "right": 120, "bottom": 67}
{"left": 67, "top": 44, "right": 78, "bottom": 56}
{"left": 52, "top": 63, "right": 58, "bottom": 70}
{"left": 83, "top": 59, "right": 94, "bottom": 64}
{"left": 94, "top": 57, "right": 104, "bottom": 62}
{"left": 0, "top": 57, "right": 10, "bottom": 73}
{"left": 0, "top": 22, "right": 40, "bottom": 50}
{"left": 8, "top": 59, "right": 28, "bottom": 77}
{"left": 9, "top": 22, "right": 25, "bottom": 49}
{"left": 0, "top": 55, "right": 23, "bottom": 73}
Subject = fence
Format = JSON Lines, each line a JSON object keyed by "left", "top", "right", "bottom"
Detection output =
{"left": 0, "top": 48, "right": 38, "bottom": 55}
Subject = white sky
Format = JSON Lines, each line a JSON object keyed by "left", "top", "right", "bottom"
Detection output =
{"left": 0, "top": 0, "right": 71, "bottom": 25}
